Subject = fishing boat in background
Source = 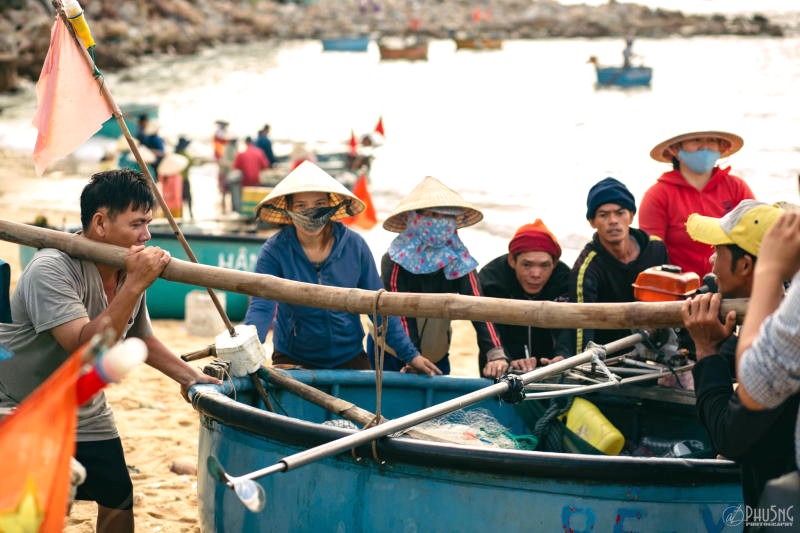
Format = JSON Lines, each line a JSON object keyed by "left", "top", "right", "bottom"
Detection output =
{"left": 588, "top": 56, "right": 653, "bottom": 87}
{"left": 96, "top": 102, "right": 159, "bottom": 138}
{"left": 192, "top": 368, "right": 743, "bottom": 532}
{"left": 378, "top": 37, "right": 429, "bottom": 61}
{"left": 454, "top": 36, "right": 503, "bottom": 50}
{"left": 321, "top": 36, "right": 371, "bottom": 52}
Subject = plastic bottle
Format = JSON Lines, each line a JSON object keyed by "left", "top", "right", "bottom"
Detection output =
{"left": 76, "top": 338, "right": 147, "bottom": 404}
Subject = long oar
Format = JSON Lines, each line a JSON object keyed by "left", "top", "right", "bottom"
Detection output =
{"left": 207, "top": 332, "right": 646, "bottom": 512}
{"left": 0, "top": 221, "right": 750, "bottom": 329}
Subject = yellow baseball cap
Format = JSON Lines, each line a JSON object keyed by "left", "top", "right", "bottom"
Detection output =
{"left": 686, "top": 200, "right": 783, "bottom": 257}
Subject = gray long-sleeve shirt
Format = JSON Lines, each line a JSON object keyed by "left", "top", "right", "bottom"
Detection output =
{"left": 738, "top": 271, "right": 800, "bottom": 469}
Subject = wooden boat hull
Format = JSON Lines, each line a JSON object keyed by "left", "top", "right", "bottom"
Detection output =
{"left": 454, "top": 38, "right": 503, "bottom": 50}
{"left": 193, "top": 371, "right": 743, "bottom": 532}
{"left": 595, "top": 66, "right": 653, "bottom": 87}
{"left": 19, "top": 221, "right": 269, "bottom": 321}
{"left": 378, "top": 42, "right": 428, "bottom": 61}
{"left": 321, "top": 37, "right": 370, "bottom": 52}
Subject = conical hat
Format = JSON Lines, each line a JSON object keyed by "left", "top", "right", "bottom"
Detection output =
{"left": 650, "top": 130, "right": 743, "bottom": 163}
{"left": 157, "top": 153, "right": 189, "bottom": 176}
{"left": 254, "top": 160, "right": 365, "bottom": 224}
{"left": 383, "top": 176, "right": 483, "bottom": 232}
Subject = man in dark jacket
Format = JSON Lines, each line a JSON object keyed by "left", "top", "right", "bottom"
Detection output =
{"left": 478, "top": 219, "right": 569, "bottom": 376}
{"left": 681, "top": 200, "right": 798, "bottom": 510}
{"left": 557, "top": 177, "right": 669, "bottom": 355}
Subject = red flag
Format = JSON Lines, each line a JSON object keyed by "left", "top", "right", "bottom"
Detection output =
{"left": 349, "top": 129, "right": 358, "bottom": 156}
{"left": 374, "top": 116, "right": 385, "bottom": 137}
{"left": 32, "top": 18, "right": 112, "bottom": 175}
{"left": 0, "top": 348, "right": 81, "bottom": 532}
{"left": 343, "top": 173, "right": 378, "bottom": 230}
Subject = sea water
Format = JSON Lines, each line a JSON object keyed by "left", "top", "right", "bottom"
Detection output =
{"left": 1, "top": 23, "right": 799, "bottom": 268}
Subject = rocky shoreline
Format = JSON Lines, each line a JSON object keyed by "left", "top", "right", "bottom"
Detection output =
{"left": 0, "top": 0, "right": 792, "bottom": 91}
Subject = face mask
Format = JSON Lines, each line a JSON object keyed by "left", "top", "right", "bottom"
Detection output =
{"left": 286, "top": 204, "right": 341, "bottom": 232}
{"left": 416, "top": 215, "right": 457, "bottom": 247}
{"left": 678, "top": 149, "right": 720, "bottom": 174}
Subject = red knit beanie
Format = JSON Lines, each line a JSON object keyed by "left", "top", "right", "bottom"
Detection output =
{"left": 508, "top": 219, "right": 561, "bottom": 260}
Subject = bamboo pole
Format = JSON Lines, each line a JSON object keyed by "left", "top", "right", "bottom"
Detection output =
{"left": 0, "top": 220, "right": 749, "bottom": 329}
{"left": 54, "top": 2, "right": 235, "bottom": 336}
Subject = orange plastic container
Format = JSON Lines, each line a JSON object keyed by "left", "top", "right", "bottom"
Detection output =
{"left": 633, "top": 264, "right": 700, "bottom": 302}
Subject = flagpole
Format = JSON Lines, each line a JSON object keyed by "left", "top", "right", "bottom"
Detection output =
{"left": 53, "top": 1, "right": 236, "bottom": 337}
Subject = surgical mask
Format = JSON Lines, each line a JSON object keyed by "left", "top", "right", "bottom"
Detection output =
{"left": 678, "top": 149, "right": 720, "bottom": 174}
{"left": 286, "top": 204, "right": 342, "bottom": 232}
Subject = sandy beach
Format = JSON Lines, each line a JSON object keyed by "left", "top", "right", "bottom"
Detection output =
{"left": 0, "top": 148, "right": 479, "bottom": 532}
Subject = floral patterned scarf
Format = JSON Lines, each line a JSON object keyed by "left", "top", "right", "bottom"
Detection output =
{"left": 388, "top": 212, "right": 478, "bottom": 280}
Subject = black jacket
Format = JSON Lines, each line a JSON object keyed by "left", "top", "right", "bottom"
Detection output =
{"left": 557, "top": 228, "right": 669, "bottom": 355}
{"left": 692, "top": 335, "right": 799, "bottom": 509}
{"left": 478, "top": 254, "right": 569, "bottom": 369}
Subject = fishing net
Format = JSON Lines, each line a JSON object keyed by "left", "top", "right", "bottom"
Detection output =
{"left": 415, "top": 408, "right": 537, "bottom": 450}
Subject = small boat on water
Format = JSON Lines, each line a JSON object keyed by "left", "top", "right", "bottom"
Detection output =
{"left": 321, "top": 36, "right": 370, "bottom": 52}
{"left": 378, "top": 37, "right": 429, "bottom": 61}
{"left": 454, "top": 37, "right": 503, "bottom": 50}
{"left": 588, "top": 56, "right": 653, "bottom": 87}
{"left": 193, "top": 367, "right": 743, "bottom": 532}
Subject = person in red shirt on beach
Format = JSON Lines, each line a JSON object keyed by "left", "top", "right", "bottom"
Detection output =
{"left": 233, "top": 136, "right": 270, "bottom": 187}
{"left": 639, "top": 129, "right": 754, "bottom": 278}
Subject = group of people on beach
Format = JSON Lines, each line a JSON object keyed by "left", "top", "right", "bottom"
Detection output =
{"left": 0, "top": 127, "right": 798, "bottom": 529}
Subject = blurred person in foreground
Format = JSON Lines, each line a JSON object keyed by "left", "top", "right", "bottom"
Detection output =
{"left": 0, "top": 169, "right": 219, "bottom": 533}
{"left": 736, "top": 210, "right": 800, "bottom": 493}
{"left": 681, "top": 200, "right": 798, "bottom": 510}
{"left": 478, "top": 219, "right": 569, "bottom": 376}
{"left": 245, "top": 161, "right": 439, "bottom": 375}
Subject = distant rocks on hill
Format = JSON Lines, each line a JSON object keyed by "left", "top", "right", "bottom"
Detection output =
{"left": 0, "top": 0, "right": 788, "bottom": 92}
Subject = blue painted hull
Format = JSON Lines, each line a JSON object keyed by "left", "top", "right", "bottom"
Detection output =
{"left": 595, "top": 66, "right": 653, "bottom": 87}
{"left": 321, "top": 37, "right": 370, "bottom": 52}
{"left": 192, "top": 371, "right": 744, "bottom": 532}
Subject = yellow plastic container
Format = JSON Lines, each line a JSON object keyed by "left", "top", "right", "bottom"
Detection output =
{"left": 240, "top": 186, "right": 273, "bottom": 216}
{"left": 560, "top": 397, "right": 625, "bottom": 455}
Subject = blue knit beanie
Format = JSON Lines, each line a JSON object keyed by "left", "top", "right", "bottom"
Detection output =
{"left": 586, "top": 177, "right": 636, "bottom": 219}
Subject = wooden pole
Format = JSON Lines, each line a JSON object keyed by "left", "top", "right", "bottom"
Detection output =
{"left": 54, "top": 3, "right": 235, "bottom": 336}
{"left": 0, "top": 220, "right": 749, "bottom": 329}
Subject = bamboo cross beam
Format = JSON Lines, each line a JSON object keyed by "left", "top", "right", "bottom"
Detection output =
{"left": 0, "top": 220, "right": 749, "bottom": 329}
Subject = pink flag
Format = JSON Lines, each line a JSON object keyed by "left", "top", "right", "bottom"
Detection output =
{"left": 32, "top": 18, "right": 112, "bottom": 175}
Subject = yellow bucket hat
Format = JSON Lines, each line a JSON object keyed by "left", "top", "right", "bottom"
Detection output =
{"left": 254, "top": 161, "right": 365, "bottom": 224}
{"left": 686, "top": 200, "right": 783, "bottom": 257}
{"left": 383, "top": 176, "right": 483, "bottom": 233}
{"left": 650, "top": 130, "right": 744, "bottom": 163}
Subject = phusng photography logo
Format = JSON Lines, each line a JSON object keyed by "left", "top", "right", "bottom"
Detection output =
{"left": 723, "top": 504, "right": 795, "bottom": 529}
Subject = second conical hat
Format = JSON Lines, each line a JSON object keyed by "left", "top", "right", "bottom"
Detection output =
{"left": 383, "top": 176, "right": 483, "bottom": 232}
{"left": 254, "top": 161, "right": 365, "bottom": 224}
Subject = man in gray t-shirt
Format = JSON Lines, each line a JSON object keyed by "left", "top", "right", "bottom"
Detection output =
{"left": 0, "top": 169, "right": 219, "bottom": 533}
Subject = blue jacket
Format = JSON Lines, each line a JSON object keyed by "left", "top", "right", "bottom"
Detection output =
{"left": 245, "top": 222, "right": 419, "bottom": 367}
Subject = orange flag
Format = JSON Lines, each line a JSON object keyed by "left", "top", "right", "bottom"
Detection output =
{"left": 374, "top": 116, "right": 385, "bottom": 137}
{"left": 349, "top": 129, "right": 358, "bottom": 156}
{"left": 0, "top": 349, "right": 81, "bottom": 532}
{"left": 32, "top": 17, "right": 112, "bottom": 175}
{"left": 343, "top": 173, "right": 378, "bottom": 230}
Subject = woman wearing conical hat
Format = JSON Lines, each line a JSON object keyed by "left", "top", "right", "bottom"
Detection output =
{"left": 245, "top": 161, "right": 440, "bottom": 374}
{"left": 639, "top": 129, "right": 754, "bottom": 278}
{"left": 375, "top": 176, "right": 509, "bottom": 376}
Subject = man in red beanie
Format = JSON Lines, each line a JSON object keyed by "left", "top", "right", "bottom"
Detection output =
{"left": 478, "top": 219, "right": 570, "bottom": 377}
